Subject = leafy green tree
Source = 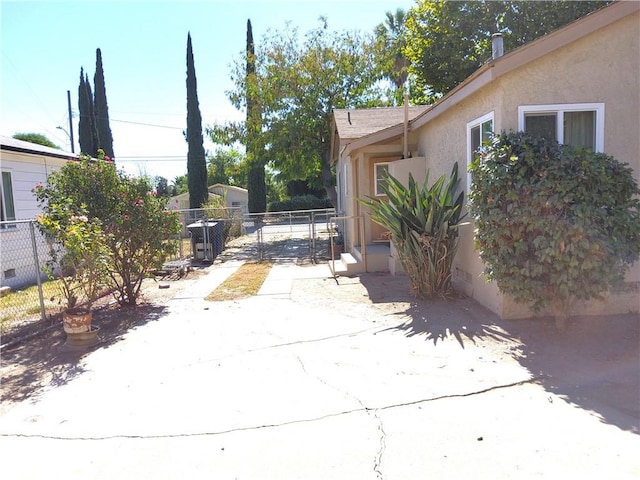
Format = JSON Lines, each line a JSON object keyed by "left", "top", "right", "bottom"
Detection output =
{"left": 78, "top": 68, "right": 99, "bottom": 156}
{"left": 218, "top": 19, "right": 383, "bottom": 206}
{"left": 154, "top": 176, "right": 171, "bottom": 197}
{"left": 374, "top": 8, "right": 410, "bottom": 106}
{"left": 12, "top": 133, "right": 59, "bottom": 149}
{"left": 469, "top": 132, "right": 640, "bottom": 330}
{"left": 93, "top": 48, "right": 115, "bottom": 160}
{"left": 361, "top": 164, "right": 465, "bottom": 298}
{"left": 34, "top": 151, "right": 182, "bottom": 307}
{"left": 172, "top": 175, "right": 189, "bottom": 195}
{"left": 207, "top": 147, "right": 244, "bottom": 186}
{"left": 245, "top": 19, "right": 267, "bottom": 213}
{"left": 405, "top": 0, "right": 611, "bottom": 102}
{"left": 186, "top": 33, "right": 208, "bottom": 209}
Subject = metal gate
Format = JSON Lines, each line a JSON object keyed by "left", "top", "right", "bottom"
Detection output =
{"left": 243, "top": 209, "right": 336, "bottom": 263}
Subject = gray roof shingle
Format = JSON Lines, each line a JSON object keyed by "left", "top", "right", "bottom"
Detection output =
{"left": 333, "top": 105, "right": 430, "bottom": 141}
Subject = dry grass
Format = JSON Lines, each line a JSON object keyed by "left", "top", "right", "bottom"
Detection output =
{"left": 205, "top": 262, "right": 273, "bottom": 301}
{"left": 0, "top": 281, "right": 65, "bottom": 334}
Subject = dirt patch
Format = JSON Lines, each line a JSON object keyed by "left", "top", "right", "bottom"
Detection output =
{"left": 205, "top": 262, "right": 273, "bottom": 301}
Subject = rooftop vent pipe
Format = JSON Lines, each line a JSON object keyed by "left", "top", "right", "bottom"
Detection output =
{"left": 492, "top": 32, "right": 504, "bottom": 60}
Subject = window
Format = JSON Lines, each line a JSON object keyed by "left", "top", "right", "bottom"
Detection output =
{"left": 1, "top": 171, "right": 16, "bottom": 225}
{"left": 467, "top": 112, "right": 494, "bottom": 191}
{"left": 518, "top": 103, "right": 604, "bottom": 152}
{"left": 374, "top": 162, "right": 390, "bottom": 196}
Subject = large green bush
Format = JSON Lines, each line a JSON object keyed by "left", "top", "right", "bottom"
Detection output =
{"left": 361, "top": 163, "right": 466, "bottom": 298}
{"left": 469, "top": 132, "right": 640, "bottom": 329}
{"left": 268, "top": 195, "right": 333, "bottom": 212}
{"left": 35, "top": 152, "right": 182, "bottom": 307}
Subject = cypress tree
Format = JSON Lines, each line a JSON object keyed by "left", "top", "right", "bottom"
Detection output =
{"left": 78, "top": 68, "right": 97, "bottom": 156}
{"left": 94, "top": 48, "right": 115, "bottom": 160}
{"left": 85, "top": 73, "right": 100, "bottom": 157}
{"left": 185, "top": 33, "right": 208, "bottom": 210}
{"left": 246, "top": 19, "right": 266, "bottom": 213}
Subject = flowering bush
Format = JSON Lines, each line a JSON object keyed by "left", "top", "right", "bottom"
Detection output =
{"left": 103, "top": 175, "right": 182, "bottom": 306}
{"left": 35, "top": 150, "right": 182, "bottom": 307}
{"left": 36, "top": 203, "right": 110, "bottom": 309}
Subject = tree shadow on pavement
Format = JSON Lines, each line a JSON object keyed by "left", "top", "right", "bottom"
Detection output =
{"left": 385, "top": 296, "right": 515, "bottom": 348}
{"left": 357, "top": 273, "right": 639, "bottom": 433}
{"left": 359, "top": 274, "right": 514, "bottom": 348}
{"left": 0, "top": 303, "right": 167, "bottom": 413}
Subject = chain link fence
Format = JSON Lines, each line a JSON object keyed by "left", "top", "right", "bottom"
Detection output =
{"left": 167, "top": 207, "right": 245, "bottom": 264}
{"left": 0, "top": 207, "right": 245, "bottom": 344}
{"left": 0, "top": 219, "right": 62, "bottom": 341}
{"left": 243, "top": 208, "right": 337, "bottom": 262}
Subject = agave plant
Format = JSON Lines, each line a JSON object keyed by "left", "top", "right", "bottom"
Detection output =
{"left": 361, "top": 163, "right": 466, "bottom": 298}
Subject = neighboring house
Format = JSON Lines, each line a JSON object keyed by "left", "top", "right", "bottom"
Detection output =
{"left": 208, "top": 184, "right": 248, "bottom": 213}
{"left": 331, "top": 1, "right": 639, "bottom": 319}
{"left": 166, "top": 191, "right": 219, "bottom": 211}
{"left": 166, "top": 184, "right": 248, "bottom": 213}
{"left": 0, "top": 135, "right": 76, "bottom": 288}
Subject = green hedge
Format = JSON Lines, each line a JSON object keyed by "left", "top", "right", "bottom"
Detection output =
{"left": 268, "top": 195, "right": 333, "bottom": 212}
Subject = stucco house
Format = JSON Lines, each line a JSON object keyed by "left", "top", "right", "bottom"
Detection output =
{"left": 166, "top": 191, "right": 220, "bottom": 211}
{"left": 330, "top": 1, "right": 639, "bottom": 319}
{"left": 166, "top": 184, "right": 248, "bottom": 213}
{"left": 0, "top": 135, "right": 76, "bottom": 288}
{"left": 208, "top": 184, "right": 248, "bottom": 213}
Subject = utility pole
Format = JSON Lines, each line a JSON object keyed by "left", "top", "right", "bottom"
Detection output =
{"left": 67, "top": 89, "right": 75, "bottom": 153}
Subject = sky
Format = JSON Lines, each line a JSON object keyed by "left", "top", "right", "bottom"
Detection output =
{"left": 1, "top": 0, "right": 415, "bottom": 181}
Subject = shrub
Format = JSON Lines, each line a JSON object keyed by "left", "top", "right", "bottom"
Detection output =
{"left": 361, "top": 163, "right": 466, "bottom": 298}
{"left": 469, "top": 132, "right": 640, "bottom": 329}
{"left": 36, "top": 204, "right": 111, "bottom": 309}
{"left": 268, "top": 195, "right": 333, "bottom": 212}
{"left": 35, "top": 151, "right": 182, "bottom": 307}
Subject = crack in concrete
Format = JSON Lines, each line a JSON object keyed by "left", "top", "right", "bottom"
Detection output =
{"left": 0, "top": 376, "right": 544, "bottom": 441}
{"left": 372, "top": 408, "right": 386, "bottom": 480}
{"left": 294, "top": 353, "right": 388, "bottom": 478}
{"left": 176, "top": 325, "right": 387, "bottom": 369}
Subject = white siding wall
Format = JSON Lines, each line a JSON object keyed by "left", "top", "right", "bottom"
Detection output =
{"left": 0, "top": 150, "right": 68, "bottom": 289}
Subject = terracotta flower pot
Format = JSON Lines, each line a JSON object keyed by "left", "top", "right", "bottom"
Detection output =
{"left": 62, "top": 307, "right": 92, "bottom": 334}
{"left": 65, "top": 326, "right": 100, "bottom": 347}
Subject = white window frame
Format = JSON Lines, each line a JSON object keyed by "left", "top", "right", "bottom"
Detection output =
{"left": 518, "top": 103, "right": 605, "bottom": 152}
{"left": 342, "top": 161, "right": 349, "bottom": 197}
{"left": 1, "top": 170, "right": 16, "bottom": 227}
{"left": 466, "top": 111, "right": 494, "bottom": 193}
{"left": 374, "top": 162, "right": 390, "bottom": 197}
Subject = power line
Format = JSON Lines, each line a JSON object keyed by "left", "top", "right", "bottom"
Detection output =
{"left": 110, "top": 119, "right": 184, "bottom": 130}
{"left": 116, "top": 156, "right": 187, "bottom": 163}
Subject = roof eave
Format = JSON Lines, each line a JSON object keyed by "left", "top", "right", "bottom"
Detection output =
{"left": 342, "top": 124, "right": 406, "bottom": 158}
{"left": 0, "top": 143, "right": 77, "bottom": 161}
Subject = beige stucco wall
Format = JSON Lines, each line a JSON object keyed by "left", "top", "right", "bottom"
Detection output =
{"left": 340, "top": 137, "right": 420, "bottom": 250}
{"left": 209, "top": 185, "right": 248, "bottom": 212}
{"left": 412, "top": 10, "right": 639, "bottom": 318}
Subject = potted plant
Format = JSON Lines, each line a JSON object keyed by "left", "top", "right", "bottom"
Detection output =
{"left": 35, "top": 199, "right": 110, "bottom": 345}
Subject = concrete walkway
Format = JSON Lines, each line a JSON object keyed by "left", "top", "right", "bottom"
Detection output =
{"left": 0, "top": 259, "right": 638, "bottom": 479}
